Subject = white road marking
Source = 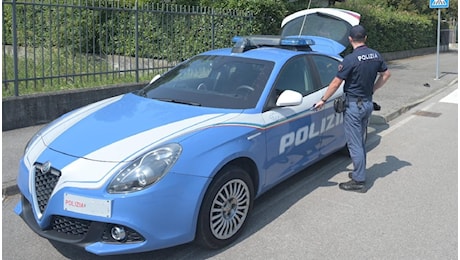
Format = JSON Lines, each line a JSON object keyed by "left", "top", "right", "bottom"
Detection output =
{"left": 440, "top": 88, "right": 458, "bottom": 104}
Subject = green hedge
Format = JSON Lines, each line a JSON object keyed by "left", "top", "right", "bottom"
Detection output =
{"left": 2, "top": 1, "right": 255, "bottom": 62}
{"left": 213, "top": 0, "right": 288, "bottom": 35}
{"left": 114, "top": 4, "right": 257, "bottom": 61}
{"left": 2, "top": 3, "right": 103, "bottom": 53}
{"left": 337, "top": 2, "right": 436, "bottom": 53}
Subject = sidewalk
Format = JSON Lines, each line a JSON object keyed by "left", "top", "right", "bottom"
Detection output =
{"left": 371, "top": 51, "right": 458, "bottom": 124}
{"left": 2, "top": 51, "right": 458, "bottom": 197}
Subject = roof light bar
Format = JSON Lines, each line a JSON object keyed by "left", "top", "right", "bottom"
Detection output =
{"left": 231, "top": 35, "right": 315, "bottom": 53}
{"left": 232, "top": 35, "right": 281, "bottom": 53}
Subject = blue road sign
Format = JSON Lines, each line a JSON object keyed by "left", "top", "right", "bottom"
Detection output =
{"left": 430, "top": 0, "right": 449, "bottom": 8}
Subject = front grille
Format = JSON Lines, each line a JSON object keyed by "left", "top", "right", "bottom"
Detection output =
{"left": 34, "top": 162, "right": 61, "bottom": 213}
{"left": 52, "top": 215, "right": 91, "bottom": 237}
{"left": 51, "top": 216, "right": 145, "bottom": 243}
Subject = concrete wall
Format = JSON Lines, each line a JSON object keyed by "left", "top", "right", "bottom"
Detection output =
{"left": 1, "top": 47, "right": 448, "bottom": 131}
{"left": 2, "top": 83, "right": 144, "bottom": 131}
{"left": 381, "top": 47, "right": 441, "bottom": 61}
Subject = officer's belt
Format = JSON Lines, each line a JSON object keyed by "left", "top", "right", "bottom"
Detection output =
{"left": 346, "top": 94, "right": 372, "bottom": 102}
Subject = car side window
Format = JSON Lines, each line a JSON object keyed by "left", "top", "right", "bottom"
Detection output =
{"left": 274, "top": 56, "right": 314, "bottom": 96}
{"left": 311, "top": 55, "right": 340, "bottom": 88}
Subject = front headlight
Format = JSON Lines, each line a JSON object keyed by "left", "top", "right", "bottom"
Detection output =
{"left": 107, "top": 143, "right": 182, "bottom": 193}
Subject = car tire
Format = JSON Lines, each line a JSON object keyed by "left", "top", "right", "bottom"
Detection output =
{"left": 196, "top": 165, "right": 254, "bottom": 249}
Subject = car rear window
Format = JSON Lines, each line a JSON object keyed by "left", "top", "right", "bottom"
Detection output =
{"left": 281, "top": 13, "right": 350, "bottom": 47}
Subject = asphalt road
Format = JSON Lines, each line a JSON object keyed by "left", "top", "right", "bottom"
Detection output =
{"left": 2, "top": 84, "right": 457, "bottom": 259}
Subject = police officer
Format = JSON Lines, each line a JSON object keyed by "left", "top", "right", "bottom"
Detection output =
{"left": 314, "top": 25, "right": 391, "bottom": 192}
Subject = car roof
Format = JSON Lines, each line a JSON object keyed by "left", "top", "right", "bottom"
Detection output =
{"left": 201, "top": 36, "right": 341, "bottom": 64}
{"left": 202, "top": 47, "right": 305, "bottom": 64}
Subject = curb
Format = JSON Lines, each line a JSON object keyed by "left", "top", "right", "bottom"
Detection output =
{"left": 370, "top": 77, "right": 458, "bottom": 125}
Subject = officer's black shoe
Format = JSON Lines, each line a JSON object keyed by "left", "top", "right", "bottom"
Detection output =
{"left": 348, "top": 172, "right": 353, "bottom": 179}
{"left": 373, "top": 102, "right": 381, "bottom": 111}
{"left": 339, "top": 180, "right": 366, "bottom": 193}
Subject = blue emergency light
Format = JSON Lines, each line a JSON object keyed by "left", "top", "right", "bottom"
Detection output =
{"left": 280, "top": 36, "right": 315, "bottom": 46}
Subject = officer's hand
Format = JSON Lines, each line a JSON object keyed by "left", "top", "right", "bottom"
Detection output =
{"left": 314, "top": 100, "right": 325, "bottom": 110}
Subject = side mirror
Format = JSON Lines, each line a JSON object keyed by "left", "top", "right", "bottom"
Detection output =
{"left": 276, "top": 90, "right": 303, "bottom": 107}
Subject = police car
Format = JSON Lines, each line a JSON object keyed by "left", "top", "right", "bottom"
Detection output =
{"left": 15, "top": 8, "right": 360, "bottom": 255}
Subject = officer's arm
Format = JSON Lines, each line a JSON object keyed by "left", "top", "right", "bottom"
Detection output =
{"left": 314, "top": 77, "right": 343, "bottom": 109}
{"left": 373, "top": 69, "right": 391, "bottom": 92}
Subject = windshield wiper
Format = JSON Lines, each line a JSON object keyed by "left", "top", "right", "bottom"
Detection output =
{"left": 155, "top": 98, "right": 201, "bottom": 106}
{"left": 137, "top": 89, "right": 147, "bottom": 97}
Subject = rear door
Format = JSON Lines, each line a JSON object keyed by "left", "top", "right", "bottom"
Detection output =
{"left": 281, "top": 8, "right": 361, "bottom": 55}
{"left": 308, "top": 54, "right": 347, "bottom": 155}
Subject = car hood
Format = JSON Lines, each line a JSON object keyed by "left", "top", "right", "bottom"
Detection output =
{"left": 41, "top": 93, "right": 241, "bottom": 162}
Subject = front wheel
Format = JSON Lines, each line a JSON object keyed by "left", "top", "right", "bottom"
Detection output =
{"left": 196, "top": 165, "right": 254, "bottom": 249}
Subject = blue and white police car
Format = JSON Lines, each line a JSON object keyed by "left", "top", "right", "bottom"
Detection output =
{"left": 15, "top": 8, "right": 360, "bottom": 255}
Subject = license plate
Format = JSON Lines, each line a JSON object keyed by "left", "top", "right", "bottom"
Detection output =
{"left": 64, "top": 193, "right": 111, "bottom": 218}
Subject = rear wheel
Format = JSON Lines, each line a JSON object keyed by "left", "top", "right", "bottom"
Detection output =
{"left": 196, "top": 165, "right": 254, "bottom": 249}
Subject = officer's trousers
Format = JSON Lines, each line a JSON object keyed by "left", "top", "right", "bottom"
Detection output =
{"left": 344, "top": 99, "right": 373, "bottom": 182}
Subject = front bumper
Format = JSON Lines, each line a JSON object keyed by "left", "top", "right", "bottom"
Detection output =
{"left": 15, "top": 160, "right": 210, "bottom": 255}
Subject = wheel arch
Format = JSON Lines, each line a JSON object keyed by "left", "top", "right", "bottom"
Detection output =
{"left": 224, "top": 157, "right": 259, "bottom": 196}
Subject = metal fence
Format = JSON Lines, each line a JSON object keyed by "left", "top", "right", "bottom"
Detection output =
{"left": 2, "top": 0, "right": 254, "bottom": 97}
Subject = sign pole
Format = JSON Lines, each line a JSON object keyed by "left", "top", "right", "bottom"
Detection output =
{"left": 430, "top": 0, "right": 449, "bottom": 80}
{"left": 436, "top": 8, "right": 441, "bottom": 80}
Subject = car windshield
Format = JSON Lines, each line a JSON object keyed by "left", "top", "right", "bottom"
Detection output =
{"left": 138, "top": 55, "right": 274, "bottom": 109}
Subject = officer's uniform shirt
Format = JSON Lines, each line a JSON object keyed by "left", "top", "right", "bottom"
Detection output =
{"left": 336, "top": 45, "right": 388, "bottom": 98}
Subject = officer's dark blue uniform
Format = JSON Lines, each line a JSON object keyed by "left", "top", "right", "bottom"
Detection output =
{"left": 314, "top": 25, "right": 390, "bottom": 192}
{"left": 337, "top": 37, "right": 388, "bottom": 184}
